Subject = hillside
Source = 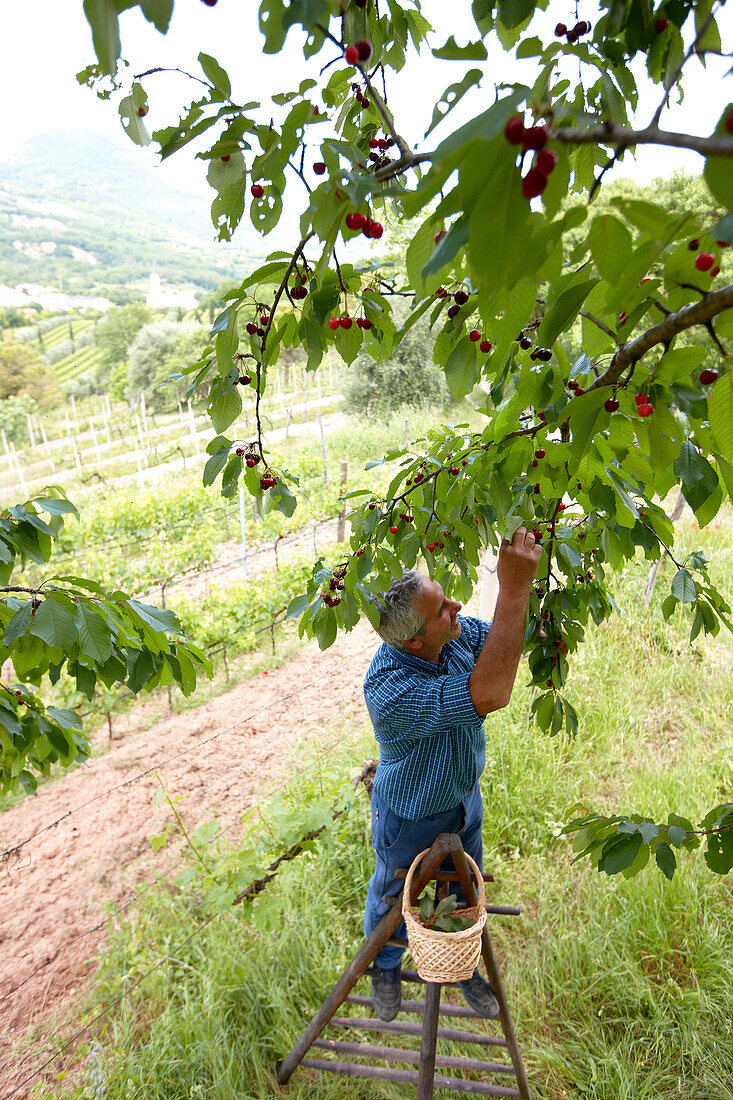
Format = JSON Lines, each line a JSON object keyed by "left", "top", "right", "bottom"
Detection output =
{"left": 0, "top": 131, "right": 271, "bottom": 300}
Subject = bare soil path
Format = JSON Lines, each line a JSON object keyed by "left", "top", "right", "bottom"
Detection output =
{"left": 0, "top": 619, "right": 379, "bottom": 1097}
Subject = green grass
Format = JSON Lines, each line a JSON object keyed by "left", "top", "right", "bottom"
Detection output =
{"left": 28, "top": 511, "right": 733, "bottom": 1100}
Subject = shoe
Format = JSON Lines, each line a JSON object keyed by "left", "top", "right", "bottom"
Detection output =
{"left": 459, "top": 970, "right": 500, "bottom": 1018}
{"left": 371, "top": 963, "right": 401, "bottom": 1022}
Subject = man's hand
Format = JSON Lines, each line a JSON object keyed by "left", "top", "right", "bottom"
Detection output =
{"left": 496, "top": 526, "right": 542, "bottom": 596}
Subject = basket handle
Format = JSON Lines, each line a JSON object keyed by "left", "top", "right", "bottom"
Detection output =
{"left": 401, "top": 846, "right": 487, "bottom": 920}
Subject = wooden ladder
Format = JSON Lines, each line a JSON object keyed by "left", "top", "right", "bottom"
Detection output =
{"left": 277, "top": 832, "right": 532, "bottom": 1099}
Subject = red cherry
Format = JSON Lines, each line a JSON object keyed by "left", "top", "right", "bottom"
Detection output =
{"left": 505, "top": 115, "right": 525, "bottom": 145}
{"left": 220, "top": 154, "right": 231, "bottom": 162}
{"left": 575, "top": 386, "right": 585, "bottom": 395}
{"left": 469, "top": 329, "right": 481, "bottom": 342}
{"left": 695, "top": 252, "right": 715, "bottom": 272}
{"left": 368, "top": 502, "right": 376, "bottom": 510}
{"left": 362, "top": 318, "right": 373, "bottom": 330}
{"left": 655, "top": 17, "right": 669, "bottom": 32}
{"left": 480, "top": 339, "right": 492, "bottom": 353}
{"left": 522, "top": 126, "right": 548, "bottom": 151}
{"left": 427, "top": 544, "right": 435, "bottom": 552}
{"left": 369, "top": 138, "right": 379, "bottom": 149}
{"left": 536, "top": 149, "right": 558, "bottom": 177}
{"left": 344, "top": 45, "right": 359, "bottom": 64}
{"left": 369, "top": 221, "right": 384, "bottom": 239}
{"left": 710, "top": 266, "right": 721, "bottom": 277}
{"left": 688, "top": 238, "right": 700, "bottom": 250}
{"left": 605, "top": 397, "right": 620, "bottom": 412}
{"left": 436, "top": 287, "right": 448, "bottom": 298}
{"left": 558, "top": 502, "right": 566, "bottom": 511}
{"left": 313, "top": 162, "right": 326, "bottom": 174}
{"left": 260, "top": 315, "right": 269, "bottom": 325}
{"left": 345, "top": 211, "right": 363, "bottom": 230}
{"left": 250, "top": 183, "right": 264, "bottom": 198}
{"left": 450, "top": 467, "right": 460, "bottom": 475}
{"left": 235, "top": 447, "right": 245, "bottom": 456}
{"left": 239, "top": 374, "right": 252, "bottom": 386}
{"left": 635, "top": 393, "right": 648, "bottom": 405}
{"left": 447, "top": 304, "right": 460, "bottom": 318}
{"left": 340, "top": 315, "right": 353, "bottom": 329}
{"left": 522, "top": 168, "right": 547, "bottom": 199}
{"left": 454, "top": 290, "right": 469, "bottom": 305}
{"left": 637, "top": 403, "right": 654, "bottom": 417}
{"left": 726, "top": 109, "right": 733, "bottom": 134}
{"left": 555, "top": 22, "right": 567, "bottom": 35}
{"left": 328, "top": 317, "right": 340, "bottom": 330}
{"left": 414, "top": 472, "right": 424, "bottom": 483}
{"left": 246, "top": 457, "right": 257, "bottom": 468}
{"left": 435, "top": 230, "right": 446, "bottom": 244}
{"left": 535, "top": 448, "right": 545, "bottom": 459}
{"left": 700, "top": 368, "right": 719, "bottom": 384}
{"left": 138, "top": 106, "right": 147, "bottom": 117}
{"left": 389, "top": 525, "right": 398, "bottom": 534}
{"left": 246, "top": 322, "right": 257, "bottom": 334}
{"left": 531, "top": 459, "right": 538, "bottom": 468}
{"left": 355, "top": 40, "right": 372, "bottom": 61}
{"left": 534, "top": 483, "right": 540, "bottom": 493}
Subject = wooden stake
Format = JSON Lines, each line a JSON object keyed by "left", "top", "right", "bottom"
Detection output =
{"left": 187, "top": 401, "right": 201, "bottom": 455}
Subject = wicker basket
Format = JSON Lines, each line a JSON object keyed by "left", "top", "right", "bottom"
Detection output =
{"left": 401, "top": 848, "right": 487, "bottom": 983}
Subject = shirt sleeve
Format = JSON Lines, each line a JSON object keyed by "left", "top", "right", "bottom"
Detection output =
{"left": 457, "top": 614, "right": 492, "bottom": 659}
{"left": 365, "top": 668, "right": 483, "bottom": 744}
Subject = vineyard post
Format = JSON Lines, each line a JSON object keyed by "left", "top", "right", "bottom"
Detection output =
{"left": 337, "top": 460, "right": 348, "bottom": 543}
{"left": 9, "top": 443, "right": 28, "bottom": 498}
{"left": 140, "top": 391, "right": 149, "bottom": 436}
{"left": 302, "top": 374, "right": 309, "bottom": 424}
{"left": 318, "top": 413, "right": 329, "bottom": 486}
{"left": 238, "top": 484, "right": 248, "bottom": 582}
{"left": 405, "top": 418, "right": 409, "bottom": 448}
{"left": 187, "top": 400, "right": 201, "bottom": 456}
{"left": 134, "top": 411, "right": 148, "bottom": 468}
{"left": 25, "top": 414, "right": 35, "bottom": 449}
{"left": 101, "top": 399, "right": 112, "bottom": 445}
{"left": 65, "top": 408, "right": 83, "bottom": 477}
{"left": 88, "top": 415, "right": 101, "bottom": 463}
{"left": 479, "top": 546, "right": 500, "bottom": 622}
{"left": 285, "top": 401, "right": 294, "bottom": 440}
{"left": 38, "top": 422, "right": 54, "bottom": 469}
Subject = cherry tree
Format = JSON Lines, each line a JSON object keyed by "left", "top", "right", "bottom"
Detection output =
{"left": 9, "top": 0, "right": 733, "bottom": 875}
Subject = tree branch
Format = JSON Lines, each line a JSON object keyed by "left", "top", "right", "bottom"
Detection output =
{"left": 551, "top": 122, "right": 733, "bottom": 158}
{"left": 591, "top": 283, "right": 733, "bottom": 387}
{"left": 580, "top": 311, "right": 620, "bottom": 343}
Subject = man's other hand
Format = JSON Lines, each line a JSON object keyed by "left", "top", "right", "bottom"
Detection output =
{"left": 497, "top": 527, "right": 542, "bottom": 596}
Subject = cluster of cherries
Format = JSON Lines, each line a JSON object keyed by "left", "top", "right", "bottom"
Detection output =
{"left": 259, "top": 472, "right": 279, "bottom": 490}
{"left": 235, "top": 446, "right": 261, "bottom": 469}
{"left": 504, "top": 116, "right": 559, "bottom": 199}
{"left": 367, "top": 132, "right": 395, "bottom": 170}
{"left": 327, "top": 314, "right": 373, "bottom": 330}
{"left": 688, "top": 237, "right": 725, "bottom": 277}
{"left": 344, "top": 40, "right": 373, "bottom": 66}
{"left": 322, "top": 565, "right": 347, "bottom": 607}
{"left": 554, "top": 19, "right": 592, "bottom": 42}
{"left": 245, "top": 311, "right": 271, "bottom": 339}
{"left": 345, "top": 210, "right": 384, "bottom": 238}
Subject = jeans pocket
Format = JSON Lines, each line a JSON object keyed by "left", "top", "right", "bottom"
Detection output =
{"left": 383, "top": 805, "right": 408, "bottom": 852}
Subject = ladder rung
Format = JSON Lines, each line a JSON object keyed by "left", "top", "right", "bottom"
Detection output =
{"left": 301, "top": 1058, "right": 521, "bottom": 1096}
{"left": 367, "top": 966, "right": 459, "bottom": 986}
{"left": 330, "top": 1016, "right": 508, "bottom": 1048}
{"left": 383, "top": 898, "right": 522, "bottom": 915}
{"left": 346, "top": 994, "right": 489, "bottom": 1019}
{"left": 313, "top": 1038, "right": 515, "bottom": 1075}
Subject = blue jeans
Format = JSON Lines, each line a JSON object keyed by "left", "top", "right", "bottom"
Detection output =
{"left": 364, "top": 783, "right": 484, "bottom": 968}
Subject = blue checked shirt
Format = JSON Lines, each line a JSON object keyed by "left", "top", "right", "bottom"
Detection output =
{"left": 363, "top": 615, "right": 492, "bottom": 820}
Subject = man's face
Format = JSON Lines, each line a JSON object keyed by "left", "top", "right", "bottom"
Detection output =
{"left": 406, "top": 578, "right": 462, "bottom": 658}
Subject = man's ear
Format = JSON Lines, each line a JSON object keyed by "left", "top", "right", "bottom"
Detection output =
{"left": 403, "top": 636, "right": 422, "bottom": 654}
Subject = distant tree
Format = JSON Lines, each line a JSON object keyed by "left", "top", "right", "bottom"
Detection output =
{"left": 345, "top": 305, "right": 451, "bottom": 419}
{"left": 0, "top": 341, "right": 61, "bottom": 407}
{"left": 127, "top": 320, "right": 200, "bottom": 407}
{"left": 0, "top": 394, "right": 39, "bottom": 444}
{"left": 0, "top": 308, "right": 27, "bottom": 332}
{"left": 154, "top": 324, "right": 210, "bottom": 406}
{"left": 95, "top": 302, "right": 153, "bottom": 376}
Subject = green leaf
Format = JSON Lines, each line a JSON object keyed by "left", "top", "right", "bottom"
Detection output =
{"left": 703, "top": 105, "right": 733, "bottom": 209}
{"left": 655, "top": 842, "right": 676, "bottom": 880}
{"left": 539, "top": 277, "right": 598, "bottom": 348}
{"left": 671, "top": 569, "right": 696, "bottom": 603}
{"left": 432, "top": 36, "right": 487, "bottom": 60}
{"left": 704, "top": 829, "right": 733, "bottom": 875}
{"left": 424, "top": 69, "right": 483, "bottom": 139}
{"left": 82, "top": 0, "right": 120, "bottom": 74}
{"left": 444, "top": 338, "right": 479, "bottom": 400}
{"left": 75, "top": 603, "right": 113, "bottom": 664}
{"left": 497, "top": 0, "right": 534, "bottom": 29}
{"left": 422, "top": 216, "right": 469, "bottom": 279}
{"left": 198, "top": 51, "right": 231, "bottom": 98}
{"left": 600, "top": 832, "right": 643, "bottom": 875}
{"left": 708, "top": 373, "right": 733, "bottom": 462}
{"left": 119, "top": 83, "right": 151, "bottom": 146}
{"left": 29, "top": 598, "right": 78, "bottom": 650}
{"left": 588, "top": 215, "right": 632, "bottom": 282}
{"left": 139, "top": 0, "right": 174, "bottom": 33}
{"left": 4, "top": 604, "right": 32, "bottom": 646}
{"left": 209, "top": 388, "right": 242, "bottom": 433}
{"left": 128, "top": 600, "right": 181, "bottom": 635}
{"left": 33, "top": 497, "right": 78, "bottom": 517}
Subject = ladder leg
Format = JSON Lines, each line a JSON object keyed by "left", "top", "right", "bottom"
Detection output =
{"left": 416, "top": 981, "right": 441, "bottom": 1100}
{"left": 449, "top": 839, "right": 533, "bottom": 1100}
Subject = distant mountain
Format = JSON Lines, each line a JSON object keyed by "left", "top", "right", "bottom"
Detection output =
{"left": 0, "top": 130, "right": 273, "bottom": 301}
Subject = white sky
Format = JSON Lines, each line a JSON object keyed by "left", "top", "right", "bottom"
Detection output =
{"left": 1, "top": 1, "right": 731, "bottom": 244}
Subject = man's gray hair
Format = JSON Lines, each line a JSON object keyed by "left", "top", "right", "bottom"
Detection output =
{"left": 375, "top": 570, "right": 427, "bottom": 650}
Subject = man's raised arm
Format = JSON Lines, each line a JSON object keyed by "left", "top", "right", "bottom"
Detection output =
{"left": 469, "top": 527, "right": 541, "bottom": 715}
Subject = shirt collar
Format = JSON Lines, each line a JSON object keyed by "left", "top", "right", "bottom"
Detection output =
{"left": 383, "top": 629, "right": 462, "bottom": 675}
